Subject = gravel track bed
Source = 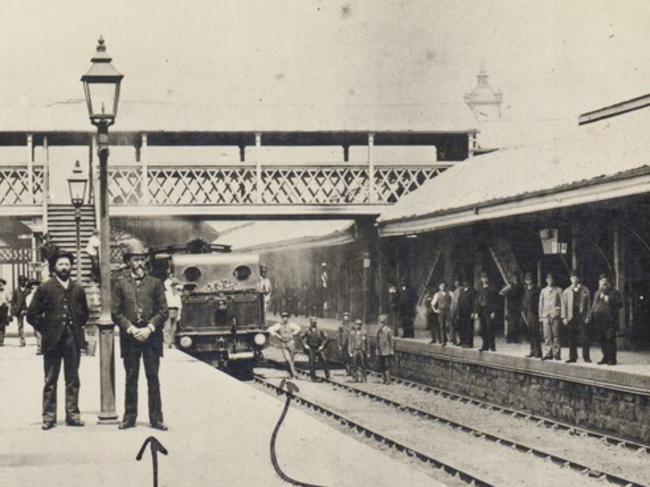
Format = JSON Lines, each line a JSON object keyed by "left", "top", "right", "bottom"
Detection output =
{"left": 264, "top": 375, "right": 608, "bottom": 487}
{"left": 329, "top": 375, "right": 650, "bottom": 486}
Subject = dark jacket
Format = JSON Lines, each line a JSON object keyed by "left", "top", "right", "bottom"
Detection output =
{"left": 500, "top": 282, "right": 523, "bottom": 315}
{"left": 11, "top": 286, "right": 29, "bottom": 316}
{"left": 457, "top": 286, "right": 476, "bottom": 317}
{"left": 474, "top": 284, "right": 499, "bottom": 315}
{"left": 397, "top": 285, "right": 418, "bottom": 319}
{"left": 301, "top": 327, "right": 328, "bottom": 349}
{"left": 26, "top": 278, "right": 88, "bottom": 352}
{"left": 588, "top": 288, "right": 622, "bottom": 329}
{"left": 111, "top": 273, "right": 169, "bottom": 358}
{"left": 522, "top": 285, "right": 540, "bottom": 317}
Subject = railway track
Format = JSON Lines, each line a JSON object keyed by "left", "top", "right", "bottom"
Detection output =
{"left": 253, "top": 372, "right": 494, "bottom": 487}
{"left": 260, "top": 356, "right": 649, "bottom": 487}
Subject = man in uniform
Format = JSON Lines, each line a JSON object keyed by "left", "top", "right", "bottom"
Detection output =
{"left": 27, "top": 249, "right": 88, "bottom": 430}
{"left": 258, "top": 266, "right": 272, "bottom": 313}
{"left": 431, "top": 281, "right": 453, "bottom": 346}
{"left": 300, "top": 316, "right": 330, "bottom": 381}
{"left": 561, "top": 269, "right": 592, "bottom": 363}
{"left": 268, "top": 311, "right": 301, "bottom": 377}
{"left": 376, "top": 314, "right": 394, "bottom": 384}
{"left": 473, "top": 272, "right": 499, "bottom": 351}
{"left": 11, "top": 275, "right": 29, "bottom": 347}
{"left": 0, "top": 279, "right": 8, "bottom": 346}
{"left": 522, "top": 272, "right": 542, "bottom": 358}
{"left": 111, "top": 239, "right": 169, "bottom": 430}
{"left": 589, "top": 274, "right": 622, "bottom": 366}
{"left": 539, "top": 272, "right": 563, "bottom": 360}
{"left": 397, "top": 278, "right": 418, "bottom": 338}
{"left": 456, "top": 278, "right": 476, "bottom": 348}
{"left": 348, "top": 319, "right": 369, "bottom": 382}
{"left": 500, "top": 273, "right": 523, "bottom": 343}
{"left": 336, "top": 311, "right": 352, "bottom": 376}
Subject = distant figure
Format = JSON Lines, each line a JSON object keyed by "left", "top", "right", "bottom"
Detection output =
{"left": 163, "top": 278, "right": 183, "bottom": 349}
{"left": 0, "top": 279, "right": 8, "bottom": 346}
{"left": 300, "top": 316, "right": 330, "bottom": 381}
{"left": 348, "top": 319, "right": 369, "bottom": 383}
{"left": 39, "top": 233, "right": 57, "bottom": 281}
{"left": 11, "top": 275, "right": 29, "bottom": 347}
{"left": 473, "top": 272, "right": 499, "bottom": 352}
{"left": 500, "top": 274, "right": 523, "bottom": 343}
{"left": 85, "top": 229, "right": 101, "bottom": 283}
{"left": 268, "top": 311, "right": 301, "bottom": 378}
{"left": 425, "top": 288, "right": 439, "bottom": 344}
{"left": 26, "top": 280, "right": 41, "bottom": 354}
{"left": 456, "top": 278, "right": 476, "bottom": 348}
{"left": 258, "top": 266, "right": 272, "bottom": 313}
{"left": 561, "top": 269, "right": 592, "bottom": 364}
{"left": 539, "top": 273, "right": 563, "bottom": 360}
{"left": 376, "top": 315, "right": 395, "bottom": 384}
{"left": 450, "top": 278, "right": 462, "bottom": 345}
{"left": 522, "top": 272, "right": 542, "bottom": 359}
{"left": 589, "top": 274, "right": 622, "bottom": 366}
{"left": 27, "top": 249, "right": 89, "bottom": 430}
{"left": 431, "top": 282, "right": 453, "bottom": 346}
{"left": 397, "top": 278, "right": 418, "bottom": 338}
{"left": 319, "top": 262, "right": 329, "bottom": 318}
{"left": 337, "top": 311, "right": 352, "bottom": 376}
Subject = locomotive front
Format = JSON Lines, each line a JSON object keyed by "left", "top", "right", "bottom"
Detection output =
{"left": 170, "top": 252, "right": 268, "bottom": 374}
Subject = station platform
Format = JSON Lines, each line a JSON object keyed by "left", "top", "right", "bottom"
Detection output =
{"left": 0, "top": 337, "right": 443, "bottom": 487}
{"left": 267, "top": 313, "right": 650, "bottom": 444}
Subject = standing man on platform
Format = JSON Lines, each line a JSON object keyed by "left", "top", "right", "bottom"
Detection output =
{"left": 539, "top": 273, "right": 563, "bottom": 360}
{"left": 300, "top": 316, "right": 330, "bottom": 381}
{"left": 11, "top": 275, "right": 29, "bottom": 347}
{"left": 112, "top": 239, "right": 169, "bottom": 430}
{"left": 456, "top": 278, "right": 476, "bottom": 348}
{"left": 376, "top": 314, "right": 394, "bottom": 384}
{"left": 337, "top": 311, "right": 352, "bottom": 376}
{"left": 397, "top": 278, "right": 418, "bottom": 338}
{"left": 319, "top": 262, "right": 329, "bottom": 318}
{"left": 348, "top": 319, "right": 369, "bottom": 382}
{"left": 268, "top": 311, "right": 302, "bottom": 377}
{"left": 473, "top": 272, "right": 499, "bottom": 352}
{"left": 522, "top": 272, "right": 542, "bottom": 358}
{"left": 589, "top": 274, "right": 622, "bottom": 366}
{"left": 500, "top": 274, "right": 523, "bottom": 343}
{"left": 39, "top": 233, "right": 57, "bottom": 282}
{"left": 431, "top": 282, "right": 453, "bottom": 346}
{"left": 0, "top": 279, "right": 9, "bottom": 346}
{"left": 561, "top": 269, "right": 592, "bottom": 363}
{"left": 85, "top": 229, "right": 101, "bottom": 284}
{"left": 27, "top": 249, "right": 88, "bottom": 430}
{"left": 26, "top": 280, "right": 42, "bottom": 354}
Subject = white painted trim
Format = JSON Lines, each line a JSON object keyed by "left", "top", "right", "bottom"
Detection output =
{"left": 379, "top": 172, "right": 650, "bottom": 237}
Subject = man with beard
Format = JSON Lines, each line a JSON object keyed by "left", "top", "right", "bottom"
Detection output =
{"left": 111, "top": 239, "right": 169, "bottom": 430}
{"left": 27, "top": 249, "right": 88, "bottom": 430}
{"left": 588, "top": 274, "right": 622, "bottom": 366}
{"left": 473, "top": 272, "right": 499, "bottom": 351}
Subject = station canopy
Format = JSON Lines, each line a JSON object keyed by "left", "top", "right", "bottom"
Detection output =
{"left": 378, "top": 107, "right": 650, "bottom": 237}
{"left": 216, "top": 220, "right": 356, "bottom": 253}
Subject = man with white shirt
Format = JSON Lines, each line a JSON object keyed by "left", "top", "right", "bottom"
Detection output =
{"left": 27, "top": 249, "right": 89, "bottom": 430}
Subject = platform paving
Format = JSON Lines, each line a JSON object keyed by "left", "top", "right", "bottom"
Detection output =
{"left": 0, "top": 339, "right": 444, "bottom": 487}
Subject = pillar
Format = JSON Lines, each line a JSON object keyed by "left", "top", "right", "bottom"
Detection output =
{"left": 613, "top": 222, "right": 629, "bottom": 348}
{"left": 255, "top": 133, "right": 262, "bottom": 203}
{"left": 342, "top": 144, "right": 350, "bottom": 162}
{"left": 367, "top": 133, "right": 375, "bottom": 203}
{"left": 42, "top": 136, "right": 49, "bottom": 231}
{"left": 140, "top": 133, "right": 149, "bottom": 203}
{"left": 26, "top": 134, "right": 34, "bottom": 203}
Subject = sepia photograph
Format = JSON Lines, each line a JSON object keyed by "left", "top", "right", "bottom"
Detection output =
{"left": 0, "top": 1, "right": 649, "bottom": 485}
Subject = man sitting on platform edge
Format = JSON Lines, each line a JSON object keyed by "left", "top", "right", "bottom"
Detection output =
{"left": 112, "top": 238, "right": 169, "bottom": 430}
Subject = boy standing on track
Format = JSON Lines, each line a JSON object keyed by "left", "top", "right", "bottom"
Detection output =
{"left": 348, "top": 319, "right": 369, "bottom": 383}
{"left": 337, "top": 311, "right": 352, "bottom": 376}
{"left": 268, "top": 311, "right": 302, "bottom": 377}
{"left": 300, "top": 316, "right": 330, "bottom": 381}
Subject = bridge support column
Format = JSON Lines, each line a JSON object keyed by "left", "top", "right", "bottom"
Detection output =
{"left": 26, "top": 134, "right": 34, "bottom": 204}
{"left": 140, "top": 133, "right": 149, "bottom": 203}
{"left": 255, "top": 133, "right": 262, "bottom": 204}
{"left": 367, "top": 133, "right": 375, "bottom": 203}
{"left": 42, "top": 136, "right": 49, "bottom": 232}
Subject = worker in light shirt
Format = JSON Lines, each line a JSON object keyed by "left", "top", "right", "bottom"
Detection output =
{"left": 163, "top": 279, "right": 183, "bottom": 349}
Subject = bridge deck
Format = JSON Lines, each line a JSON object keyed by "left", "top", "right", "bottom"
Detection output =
{"left": 0, "top": 337, "right": 442, "bottom": 487}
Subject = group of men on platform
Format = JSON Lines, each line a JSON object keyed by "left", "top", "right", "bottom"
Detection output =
{"left": 268, "top": 311, "right": 395, "bottom": 384}
{"left": 9, "top": 238, "right": 170, "bottom": 432}
{"left": 0, "top": 276, "right": 41, "bottom": 351}
{"left": 423, "top": 269, "right": 622, "bottom": 365}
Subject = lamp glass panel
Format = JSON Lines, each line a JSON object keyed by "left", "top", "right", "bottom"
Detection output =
{"left": 86, "top": 82, "right": 119, "bottom": 117}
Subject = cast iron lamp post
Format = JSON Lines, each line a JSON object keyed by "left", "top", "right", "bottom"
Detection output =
{"left": 81, "top": 36, "right": 123, "bottom": 423}
{"left": 67, "top": 160, "right": 88, "bottom": 285}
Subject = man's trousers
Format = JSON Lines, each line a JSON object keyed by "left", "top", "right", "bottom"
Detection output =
{"left": 42, "top": 327, "right": 81, "bottom": 423}
{"left": 567, "top": 318, "right": 591, "bottom": 361}
{"left": 122, "top": 346, "right": 163, "bottom": 424}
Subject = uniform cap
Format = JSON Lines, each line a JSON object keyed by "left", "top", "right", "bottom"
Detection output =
{"left": 569, "top": 269, "right": 580, "bottom": 278}
{"left": 280, "top": 311, "right": 289, "bottom": 317}
{"left": 48, "top": 248, "right": 75, "bottom": 270}
{"left": 524, "top": 272, "right": 534, "bottom": 280}
{"left": 122, "top": 238, "right": 147, "bottom": 262}
{"left": 378, "top": 314, "right": 388, "bottom": 323}
{"left": 354, "top": 319, "right": 363, "bottom": 325}
{"left": 309, "top": 316, "right": 318, "bottom": 323}
{"left": 598, "top": 273, "right": 609, "bottom": 281}
{"left": 480, "top": 271, "right": 488, "bottom": 278}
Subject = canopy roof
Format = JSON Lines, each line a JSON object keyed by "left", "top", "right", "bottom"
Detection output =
{"left": 378, "top": 107, "right": 650, "bottom": 236}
